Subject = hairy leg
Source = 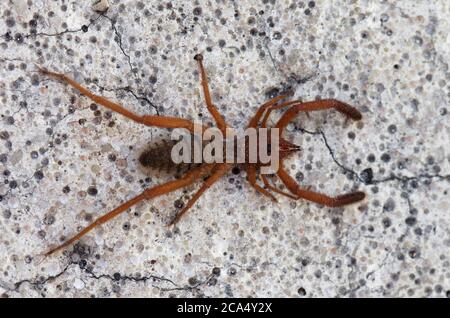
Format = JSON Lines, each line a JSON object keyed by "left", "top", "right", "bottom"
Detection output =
{"left": 277, "top": 168, "right": 365, "bottom": 207}
{"left": 170, "top": 163, "right": 231, "bottom": 225}
{"left": 194, "top": 54, "right": 228, "bottom": 134}
{"left": 260, "top": 173, "right": 297, "bottom": 199}
{"left": 38, "top": 67, "right": 205, "bottom": 134}
{"left": 45, "top": 164, "right": 214, "bottom": 256}
{"left": 261, "top": 99, "right": 303, "bottom": 128}
{"left": 247, "top": 93, "right": 292, "bottom": 129}
{"left": 246, "top": 165, "right": 277, "bottom": 202}
{"left": 275, "top": 99, "right": 362, "bottom": 131}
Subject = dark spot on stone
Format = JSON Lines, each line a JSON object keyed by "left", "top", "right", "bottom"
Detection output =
{"left": 34, "top": 170, "right": 44, "bottom": 180}
{"left": 232, "top": 167, "right": 240, "bottom": 175}
{"left": 314, "top": 269, "right": 322, "bottom": 278}
{"left": 44, "top": 214, "right": 55, "bottom": 225}
{"left": 360, "top": 168, "right": 373, "bottom": 184}
{"left": 79, "top": 259, "right": 87, "bottom": 269}
{"left": 0, "top": 131, "right": 10, "bottom": 140}
{"left": 6, "top": 18, "right": 15, "bottom": 28}
{"left": 331, "top": 217, "right": 340, "bottom": 225}
{"left": 381, "top": 153, "right": 391, "bottom": 162}
{"left": 301, "top": 258, "right": 309, "bottom": 266}
{"left": 63, "top": 185, "right": 70, "bottom": 194}
{"left": 113, "top": 272, "right": 121, "bottom": 281}
{"left": 367, "top": 154, "right": 375, "bottom": 162}
{"left": 122, "top": 222, "right": 130, "bottom": 231}
{"left": 227, "top": 267, "right": 237, "bottom": 276}
{"left": 6, "top": 116, "right": 14, "bottom": 125}
{"left": 193, "top": 7, "right": 202, "bottom": 16}
{"left": 383, "top": 198, "right": 395, "bottom": 212}
{"left": 9, "top": 180, "right": 17, "bottom": 189}
{"left": 273, "top": 31, "right": 282, "bottom": 40}
{"left": 298, "top": 287, "right": 306, "bottom": 296}
{"left": 212, "top": 267, "right": 221, "bottom": 276}
{"left": 81, "top": 25, "right": 88, "bottom": 32}
{"left": 149, "top": 75, "right": 157, "bottom": 84}
{"left": 87, "top": 186, "right": 98, "bottom": 196}
{"left": 188, "top": 276, "right": 198, "bottom": 285}
{"left": 405, "top": 216, "right": 417, "bottom": 226}
{"left": 382, "top": 217, "right": 391, "bottom": 228}
{"left": 2, "top": 209, "right": 11, "bottom": 219}
{"left": 174, "top": 199, "right": 184, "bottom": 209}
{"left": 388, "top": 124, "right": 397, "bottom": 134}
{"left": 408, "top": 248, "right": 419, "bottom": 259}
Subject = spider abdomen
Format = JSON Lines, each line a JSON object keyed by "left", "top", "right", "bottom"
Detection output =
{"left": 138, "top": 138, "right": 202, "bottom": 176}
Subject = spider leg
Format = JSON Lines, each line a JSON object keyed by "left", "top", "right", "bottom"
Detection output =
{"left": 277, "top": 167, "right": 365, "bottom": 207}
{"left": 261, "top": 99, "right": 303, "bottom": 128}
{"left": 45, "top": 164, "right": 214, "bottom": 256}
{"left": 246, "top": 165, "right": 278, "bottom": 202}
{"left": 275, "top": 99, "right": 362, "bottom": 132}
{"left": 194, "top": 54, "right": 229, "bottom": 134}
{"left": 37, "top": 67, "right": 205, "bottom": 134}
{"left": 169, "top": 163, "right": 230, "bottom": 225}
{"left": 247, "top": 93, "right": 292, "bottom": 129}
{"left": 260, "top": 173, "right": 298, "bottom": 199}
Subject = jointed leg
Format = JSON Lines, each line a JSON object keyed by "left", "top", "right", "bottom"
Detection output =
{"left": 261, "top": 99, "right": 303, "bottom": 128}
{"left": 247, "top": 93, "right": 292, "bottom": 129}
{"left": 194, "top": 54, "right": 228, "bottom": 134}
{"left": 170, "top": 163, "right": 231, "bottom": 225}
{"left": 277, "top": 168, "right": 365, "bottom": 207}
{"left": 246, "top": 165, "right": 277, "bottom": 202}
{"left": 38, "top": 67, "right": 205, "bottom": 134}
{"left": 46, "top": 164, "right": 214, "bottom": 256}
{"left": 275, "top": 99, "right": 362, "bottom": 131}
{"left": 260, "top": 173, "right": 297, "bottom": 199}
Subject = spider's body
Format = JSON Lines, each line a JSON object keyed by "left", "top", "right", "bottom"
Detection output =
{"left": 38, "top": 54, "right": 365, "bottom": 256}
{"left": 139, "top": 130, "right": 301, "bottom": 177}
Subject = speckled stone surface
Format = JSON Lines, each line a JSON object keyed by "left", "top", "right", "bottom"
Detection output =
{"left": 0, "top": 1, "right": 449, "bottom": 298}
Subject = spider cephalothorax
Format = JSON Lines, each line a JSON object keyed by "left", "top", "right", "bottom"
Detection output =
{"left": 38, "top": 54, "right": 365, "bottom": 256}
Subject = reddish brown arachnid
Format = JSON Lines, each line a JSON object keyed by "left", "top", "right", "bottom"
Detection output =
{"left": 38, "top": 54, "right": 365, "bottom": 256}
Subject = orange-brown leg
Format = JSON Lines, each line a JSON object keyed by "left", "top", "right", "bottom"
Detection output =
{"left": 261, "top": 99, "right": 303, "bottom": 128}
{"left": 194, "top": 54, "right": 228, "bottom": 134}
{"left": 38, "top": 67, "right": 206, "bottom": 134}
{"left": 275, "top": 99, "right": 362, "bottom": 131}
{"left": 247, "top": 93, "right": 292, "bottom": 129}
{"left": 45, "top": 164, "right": 214, "bottom": 256}
{"left": 169, "top": 163, "right": 231, "bottom": 225}
{"left": 260, "top": 173, "right": 297, "bottom": 199}
{"left": 277, "top": 167, "right": 365, "bottom": 207}
{"left": 246, "top": 165, "right": 278, "bottom": 202}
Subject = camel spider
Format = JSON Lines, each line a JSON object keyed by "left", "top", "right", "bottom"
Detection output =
{"left": 38, "top": 54, "right": 365, "bottom": 256}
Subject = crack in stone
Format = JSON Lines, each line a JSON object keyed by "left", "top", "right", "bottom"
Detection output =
{"left": 94, "top": 83, "right": 159, "bottom": 115}
{"left": 2, "top": 261, "right": 215, "bottom": 296}
{"left": 296, "top": 126, "right": 449, "bottom": 187}
{"left": 100, "top": 14, "right": 134, "bottom": 74}
{"left": 21, "top": 14, "right": 103, "bottom": 39}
